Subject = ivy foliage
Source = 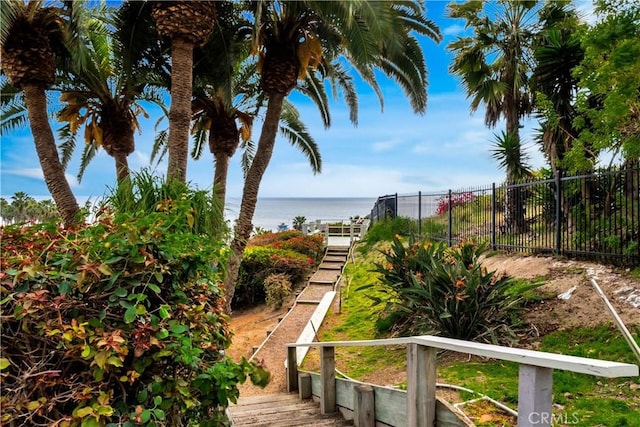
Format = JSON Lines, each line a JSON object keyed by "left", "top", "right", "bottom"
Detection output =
{"left": 0, "top": 198, "right": 268, "bottom": 426}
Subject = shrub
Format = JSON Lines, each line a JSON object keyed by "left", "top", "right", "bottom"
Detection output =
{"left": 371, "top": 235, "right": 540, "bottom": 344}
{"left": 248, "top": 231, "right": 324, "bottom": 264}
{"left": 234, "top": 247, "right": 311, "bottom": 308}
{"left": 0, "top": 199, "right": 268, "bottom": 426}
{"left": 435, "top": 191, "right": 478, "bottom": 216}
{"left": 264, "top": 273, "right": 292, "bottom": 309}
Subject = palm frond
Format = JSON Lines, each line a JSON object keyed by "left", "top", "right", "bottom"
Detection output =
{"left": 279, "top": 105, "right": 321, "bottom": 174}
{"left": 240, "top": 138, "right": 255, "bottom": 178}
{"left": 150, "top": 128, "right": 168, "bottom": 166}
{"left": 296, "top": 71, "right": 330, "bottom": 129}
{"left": 77, "top": 139, "right": 99, "bottom": 182}
{"left": 491, "top": 131, "right": 532, "bottom": 181}
{"left": 324, "top": 61, "right": 358, "bottom": 126}
{"left": 57, "top": 123, "right": 77, "bottom": 169}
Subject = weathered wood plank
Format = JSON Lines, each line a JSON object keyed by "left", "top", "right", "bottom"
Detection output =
{"left": 299, "top": 372, "right": 312, "bottom": 400}
{"left": 288, "top": 336, "right": 638, "bottom": 378}
{"left": 320, "top": 346, "right": 336, "bottom": 414}
{"left": 517, "top": 364, "right": 553, "bottom": 427}
{"left": 287, "top": 346, "right": 298, "bottom": 392}
{"left": 407, "top": 343, "right": 436, "bottom": 427}
{"left": 354, "top": 385, "right": 375, "bottom": 427}
{"left": 308, "top": 373, "right": 470, "bottom": 427}
{"left": 294, "top": 291, "right": 336, "bottom": 364}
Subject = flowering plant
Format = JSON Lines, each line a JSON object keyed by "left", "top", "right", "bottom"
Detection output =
{"left": 435, "top": 191, "right": 477, "bottom": 216}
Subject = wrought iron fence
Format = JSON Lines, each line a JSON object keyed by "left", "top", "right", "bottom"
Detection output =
{"left": 370, "top": 166, "right": 640, "bottom": 266}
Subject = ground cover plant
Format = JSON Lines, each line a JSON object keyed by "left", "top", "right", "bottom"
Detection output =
{"left": 372, "top": 235, "right": 540, "bottom": 344}
{"left": 0, "top": 198, "right": 268, "bottom": 426}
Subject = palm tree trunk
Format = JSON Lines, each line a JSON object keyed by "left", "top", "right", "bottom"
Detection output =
{"left": 213, "top": 151, "right": 229, "bottom": 212}
{"left": 114, "top": 151, "right": 130, "bottom": 184}
{"left": 166, "top": 38, "right": 194, "bottom": 182}
{"left": 505, "top": 99, "right": 528, "bottom": 234}
{"left": 23, "top": 85, "right": 80, "bottom": 225}
{"left": 223, "top": 94, "right": 285, "bottom": 313}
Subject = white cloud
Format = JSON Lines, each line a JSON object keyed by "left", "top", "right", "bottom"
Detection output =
{"left": 3, "top": 168, "right": 81, "bottom": 189}
{"left": 443, "top": 24, "right": 466, "bottom": 37}
{"left": 372, "top": 139, "right": 403, "bottom": 152}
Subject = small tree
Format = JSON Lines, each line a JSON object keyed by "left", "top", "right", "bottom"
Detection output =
{"left": 292, "top": 216, "right": 306, "bottom": 231}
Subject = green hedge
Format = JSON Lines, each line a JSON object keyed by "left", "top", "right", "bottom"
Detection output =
{"left": 234, "top": 246, "right": 313, "bottom": 308}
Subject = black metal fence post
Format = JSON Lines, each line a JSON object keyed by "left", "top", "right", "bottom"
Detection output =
{"left": 491, "top": 183, "right": 496, "bottom": 251}
{"left": 555, "top": 170, "right": 562, "bottom": 256}
{"left": 395, "top": 193, "right": 398, "bottom": 219}
{"left": 418, "top": 191, "right": 422, "bottom": 237}
{"left": 448, "top": 189, "right": 453, "bottom": 247}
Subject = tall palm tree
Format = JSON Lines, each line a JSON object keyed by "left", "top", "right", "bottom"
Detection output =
{"left": 150, "top": 0, "right": 218, "bottom": 182}
{"left": 56, "top": 2, "right": 167, "bottom": 185}
{"left": 153, "top": 2, "right": 328, "bottom": 214}
{"left": 10, "top": 191, "right": 35, "bottom": 223}
{"left": 223, "top": 0, "right": 442, "bottom": 312}
{"left": 447, "top": 0, "right": 538, "bottom": 233}
{"left": 0, "top": 0, "right": 80, "bottom": 225}
{"left": 531, "top": 2, "right": 583, "bottom": 178}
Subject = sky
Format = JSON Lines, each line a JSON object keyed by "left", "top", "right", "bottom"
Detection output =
{"left": 0, "top": 1, "right": 596, "bottom": 203}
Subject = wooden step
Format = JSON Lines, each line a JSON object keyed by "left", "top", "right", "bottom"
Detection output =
{"left": 309, "top": 279, "right": 335, "bottom": 285}
{"left": 319, "top": 265, "right": 343, "bottom": 270}
{"left": 229, "top": 393, "right": 351, "bottom": 426}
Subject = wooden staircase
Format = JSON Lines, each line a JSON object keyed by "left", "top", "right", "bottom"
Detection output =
{"left": 228, "top": 393, "right": 352, "bottom": 426}
{"left": 229, "top": 245, "right": 352, "bottom": 426}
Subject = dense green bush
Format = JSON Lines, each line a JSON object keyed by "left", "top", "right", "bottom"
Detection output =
{"left": 371, "top": 235, "right": 540, "bottom": 344}
{"left": 0, "top": 199, "right": 267, "bottom": 427}
{"left": 248, "top": 231, "right": 325, "bottom": 265}
{"left": 234, "top": 246, "right": 312, "bottom": 308}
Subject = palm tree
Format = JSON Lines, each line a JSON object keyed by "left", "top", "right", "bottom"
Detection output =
{"left": 153, "top": 3, "right": 326, "bottom": 214}
{"left": 531, "top": 2, "right": 583, "bottom": 178}
{"left": 150, "top": 0, "right": 218, "bottom": 182}
{"left": 0, "top": 0, "right": 80, "bottom": 225}
{"left": 447, "top": 0, "right": 538, "bottom": 233}
{"left": 10, "top": 191, "right": 35, "bottom": 223}
{"left": 0, "top": 198, "right": 15, "bottom": 225}
{"left": 222, "top": 0, "right": 442, "bottom": 312}
{"left": 56, "top": 2, "right": 167, "bottom": 185}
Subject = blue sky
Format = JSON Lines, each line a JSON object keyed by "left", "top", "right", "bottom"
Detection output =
{"left": 0, "top": 1, "right": 595, "bottom": 202}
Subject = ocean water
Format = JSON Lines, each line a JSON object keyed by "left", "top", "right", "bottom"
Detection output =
{"left": 225, "top": 197, "right": 377, "bottom": 232}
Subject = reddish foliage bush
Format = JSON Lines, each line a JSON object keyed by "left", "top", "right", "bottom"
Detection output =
{"left": 435, "top": 192, "right": 478, "bottom": 216}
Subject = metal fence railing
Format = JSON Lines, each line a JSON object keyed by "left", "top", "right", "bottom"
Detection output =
{"left": 370, "top": 166, "right": 640, "bottom": 266}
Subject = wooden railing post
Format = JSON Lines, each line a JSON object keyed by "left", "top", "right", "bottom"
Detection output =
{"left": 517, "top": 364, "right": 553, "bottom": 427}
{"left": 406, "top": 343, "right": 436, "bottom": 427}
{"left": 299, "top": 372, "right": 312, "bottom": 400}
{"left": 354, "top": 384, "right": 375, "bottom": 427}
{"left": 320, "top": 346, "right": 336, "bottom": 414}
{"left": 287, "top": 346, "right": 298, "bottom": 392}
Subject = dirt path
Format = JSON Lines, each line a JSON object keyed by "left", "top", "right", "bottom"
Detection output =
{"left": 229, "top": 253, "right": 347, "bottom": 397}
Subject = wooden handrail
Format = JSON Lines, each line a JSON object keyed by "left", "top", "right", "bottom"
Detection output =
{"left": 286, "top": 336, "right": 638, "bottom": 427}
{"left": 288, "top": 336, "right": 638, "bottom": 377}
